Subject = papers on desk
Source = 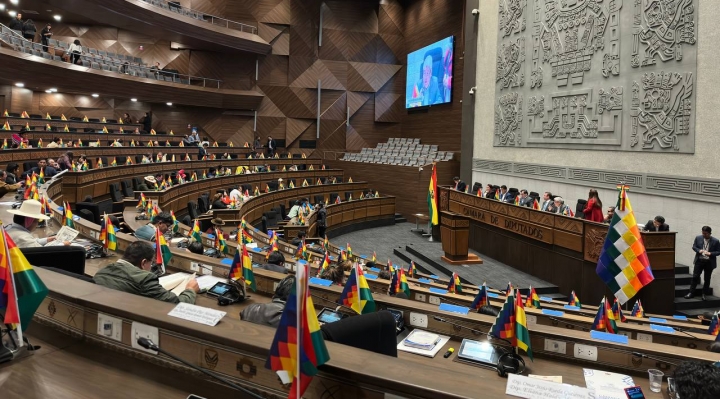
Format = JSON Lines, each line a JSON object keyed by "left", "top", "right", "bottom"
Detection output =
{"left": 528, "top": 375, "right": 562, "bottom": 384}
{"left": 506, "top": 374, "right": 592, "bottom": 398}
{"left": 168, "top": 303, "right": 226, "bottom": 327}
{"left": 45, "top": 225, "right": 79, "bottom": 246}
{"left": 583, "top": 369, "right": 635, "bottom": 399}
{"left": 196, "top": 275, "right": 226, "bottom": 292}
{"left": 159, "top": 272, "right": 196, "bottom": 296}
{"left": 397, "top": 329, "right": 449, "bottom": 358}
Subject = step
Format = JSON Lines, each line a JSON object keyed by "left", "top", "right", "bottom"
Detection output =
{"left": 392, "top": 248, "right": 448, "bottom": 280}
{"left": 675, "top": 273, "right": 693, "bottom": 285}
{"left": 674, "top": 295, "right": 720, "bottom": 310}
{"left": 675, "top": 263, "right": 690, "bottom": 275}
{"left": 674, "top": 307, "right": 717, "bottom": 319}
{"left": 675, "top": 285, "right": 713, "bottom": 298}
{"left": 404, "top": 245, "right": 474, "bottom": 285}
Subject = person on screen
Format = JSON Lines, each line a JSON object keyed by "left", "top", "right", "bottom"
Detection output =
{"left": 417, "top": 55, "right": 442, "bottom": 106}
{"left": 442, "top": 46, "right": 453, "bottom": 103}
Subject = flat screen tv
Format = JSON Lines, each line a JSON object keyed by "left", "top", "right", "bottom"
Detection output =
{"left": 406, "top": 36, "right": 454, "bottom": 109}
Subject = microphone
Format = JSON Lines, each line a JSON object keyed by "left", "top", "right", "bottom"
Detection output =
{"left": 135, "top": 337, "right": 263, "bottom": 399}
{"left": 672, "top": 325, "right": 700, "bottom": 340}
{"left": 548, "top": 317, "right": 591, "bottom": 332}
{"left": 433, "top": 316, "right": 514, "bottom": 347}
{"left": 631, "top": 351, "right": 679, "bottom": 367}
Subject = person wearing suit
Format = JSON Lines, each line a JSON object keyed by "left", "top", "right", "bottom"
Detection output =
{"left": 686, "top": 226, "right": 720, "bottom": 300}
{"left": 644, "top": 216, "right": 669, "bottom": 232}
{"left": 540, "top": 191, "right": 553, "bottom": 211}
{"left": 582, "top": 189, "right": 604, "bottom": 223}
{"left": 267, "top": 136, "right": 276, "bottom": 157}
{"left": 547, "top": 197, "right": 568, "bottom": 215}
{"left": 518, "top": 189, "right": 533, "bottom": 207}
{"left": 416, "top": 55, "right": 443, "bottom": 106}
{"left": 198, "top": 142, "right": 209, "bottom": 159}
{"left": 453, "top": 176, "right": 466, "bottom": 192}
{"left": 497, "top": 185, "right": 511, "bottom": 202}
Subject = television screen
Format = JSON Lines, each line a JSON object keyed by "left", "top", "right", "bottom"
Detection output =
{"left": 406, "top": 36, "right": 454, "bottom": 109}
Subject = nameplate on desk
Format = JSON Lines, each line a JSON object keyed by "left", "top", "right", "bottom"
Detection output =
{"left": 429, "top": 275, "right": 439, "bottom": 279}
{"left": 564, "top": 305, "right": 581, "bottom": 311}
{"left": 168, "top": 303, "right": 226, "bottom": 327}
{"left": 505, "top": 374, "right": 592, "bottom": 399}
{"left": 488, "top": 292, "right": 500, "bottom": 298}
{"left": 369, "top": 267, "right": 381, "bottom": 273}
{"left": 364, "top": 274, "right": 377, "bottom": 280}
{"left": 672, "top": 315, "right": 688, "bottom": 321}
{"left": 649, "top": 317, "right": 667, "bottom": 324}
{"left": 438, "top": 303, "right": 469, "bottom": 315}
{"left": 650, "top": 324, "right": 675, "bottom": 333}
{"left": 207, "top": 234, "right": 215, "bottom": 239}
{"left": 309, "top": 277, "right": 333, "bottom": 287}
{"left": 541, "top": 309, "right": 564, "bottom": 317}
{"left": 590, "top": 330, "right": 628, "bottom": 345}
{"left": 220, "top": 258, "right": 232, "bottom": 265}
{"left": 540, "top": 296, "right": 554, "bottom": 302}
{"left": 417, "top": 278, "right": 432, "bottom": 284}
{"left": 428, "top": 287, "right": 448, "bottom": 295}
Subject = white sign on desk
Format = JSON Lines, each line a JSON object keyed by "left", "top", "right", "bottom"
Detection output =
{"left": 168, "top": 303, "right": 226, "bottom": 326}
{"left": 506, "top": 374, "right": 593, "bottom": 399}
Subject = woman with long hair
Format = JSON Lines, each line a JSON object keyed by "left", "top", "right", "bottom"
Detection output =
{"left": 583, "top": 189, "right": 604, "bottom": 223}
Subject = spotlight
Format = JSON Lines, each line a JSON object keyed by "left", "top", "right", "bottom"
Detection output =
{"left": 53, "top": 15, "right": 61, "bottom": 21}
{"left": 45, "top": 90, "right": 52, "bottom": 93}
{"left": 0, "top": 5, "right": 5, "bottom": 11}
{"left": 92, "top": 93, "right": 99, "bottom": 98}
{"left": 10, "top": 0, "right": 18, "bottom": 5}
{"left": 131, "top": 98, "right": 137, "bottom": 102}
{"left": 8, "top": 10, "right": 16, "bottom": 17}
{"left": 15, "top": 82, "right": 24, "bottom": 87}
{"left": 50, "top": 88, "right": 57, "bottom": 92}
{"left": 166, "top": 102, "right": 172, "bottom": 106}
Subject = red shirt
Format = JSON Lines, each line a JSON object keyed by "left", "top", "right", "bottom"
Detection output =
{"left": 583, "top": 198, "right": 604, "bottom": 223}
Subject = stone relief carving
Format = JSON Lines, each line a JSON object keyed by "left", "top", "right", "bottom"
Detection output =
{"left": 493, "top": 0, "right": 696, "bottom": 153}
{"left": 631, "top": 0, "right": 696, "bottom": 68}
{"left": 631, "top": 71, "right": 693, "bottom": 151}
{"left": 495, "top": 92, "right": 524, "bottom": 146}
{"left": 499, "top": 0, "right": 527, "bottom": 37}
{"left": 497, "top": 37, "right": 526, "bottom": 90}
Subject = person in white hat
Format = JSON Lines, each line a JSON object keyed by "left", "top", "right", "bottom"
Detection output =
{"left": 137, "top": 176, "right": 157, "bottom": 191}
{"left": 5, "top": 199, "right": 70, "bottom": 248}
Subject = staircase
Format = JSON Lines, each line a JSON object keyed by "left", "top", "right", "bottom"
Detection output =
{"left": 674, "top": 263, "right": 720, "bottom": 317}
{"left": 394, "top": 213, "right": 407, "bottom": 223}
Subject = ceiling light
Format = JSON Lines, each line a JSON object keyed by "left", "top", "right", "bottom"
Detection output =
{"left": 166, "top": 102, "right": 172, "bottom": 106}
{"left": 131, "top": 98, "right": 137, "bottom": 102}
{"left": 0, "top": 5, "right": 5, "bottom": 11}
{"left": 50, "top": 88, "right": 57, "bottom": 92}
{"left": 10, "top": 0, "right": 18, "bottom": 5}
{"left": 45, "top": 90, "right": 52, "bottom": 93}
{"left": 91, "top": 93, "right": 99, "bottom": 98}
{"left": 53, "top": 15, "right": 61, "bottom": 21}
{"left": 8, "top": 10, "right": 16, "bottom": 17}
{"left": 15, "top": 82, "right": 24, "bottom": 87}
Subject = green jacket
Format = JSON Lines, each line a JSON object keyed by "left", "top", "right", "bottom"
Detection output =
{"left": 94, "top": 259, "right": 196, "bottom": 304}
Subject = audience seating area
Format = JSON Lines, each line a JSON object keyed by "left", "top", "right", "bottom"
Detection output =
{"left": 340, "top": 137, "right": 454, "bottom": 166}
{"left": 0, "top": 24, "right": 221, "bottom": 87}
{"left": 140, "top": 0, "right": 258, "bottom": 34}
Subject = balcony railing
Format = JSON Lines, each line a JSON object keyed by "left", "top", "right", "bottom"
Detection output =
{"left": 141, "top": 0, "right": 258, "bottom": 35}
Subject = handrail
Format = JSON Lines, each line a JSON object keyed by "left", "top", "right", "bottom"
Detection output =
{"left": 141, "top": 0, "right": 258, "bottom": 35}
{"left": 0, "top": 22, "right": 223, "bottom": 89}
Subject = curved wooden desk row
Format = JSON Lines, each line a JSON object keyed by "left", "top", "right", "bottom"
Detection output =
{"left": 3, "top": 130, "right": 205, "bottom": 144}
{"left": 438, "top": 187, "right": 678, "bottom": 315}
{"left": 54, "top": 159, "right": 324, "bottom": 203}
{"left": 2, "top": 116, "right": 142, "bottom": 130}
{"left": 38, "top": 179, "right": 716, "bottom": 392}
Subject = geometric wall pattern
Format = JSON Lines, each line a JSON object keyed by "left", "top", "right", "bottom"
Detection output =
{"left": 493, "top": 0, "right": 698, "bottom": 153}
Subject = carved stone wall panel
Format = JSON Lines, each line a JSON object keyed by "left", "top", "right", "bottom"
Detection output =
{"left": 493, "top": 0, "right": 697, "bottom": 153}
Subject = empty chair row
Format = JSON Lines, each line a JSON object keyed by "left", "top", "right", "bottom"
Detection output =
{"left": 387, "top": 138, "right": 420, "bottom": 145}
{"left": 341, "top": 152, "right": 453, "bottom": 164}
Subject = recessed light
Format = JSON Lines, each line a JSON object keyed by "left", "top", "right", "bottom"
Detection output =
{"left": 166, "top": 102, "right": 172, "bottom": 106}
{"left": 0, "top": 5, "right": 5, "bottom": 11}
{"left": 15, "top": 82, "right": 24, "bottom": 87}
{"left": 91, "top": 93, "right": 99, "bottom": 98}
{"left": 131, "top": 98, "right": 137, "bottom": 102}
{"left": 45, "top": 90, "right": 52, "bottom": 93}
{"left": 50, "top": 88, "right": 57, "bottom": 92}
{"left": 8, "top": 10, "right": 16, "bottom": 17}
{"left": 10, "top": 0, "right": 18, "bottom": 5}
{"left": 53, "top": 15, "right": 61, "bottom": 21}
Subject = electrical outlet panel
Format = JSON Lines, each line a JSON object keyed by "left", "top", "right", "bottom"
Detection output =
{"left": 544, "top": 339, "right": 567, "bottom": 355}
{"left": 409, "top": 312, "right": 428, "bottom": 328}
{"left": 415, "top": 293, "right": 426, "bottom": 302}
{"left": 131, "top": 322, "right": 159, "bottom": 354}
{"left": 97, "top": 313, "right": 123, "bottom": 342}
{"left": 526, "top": 315, "right": 537, "bottom": 326}
{"left": 636, "top": 333, "right": 653, "bottom": 343}
{"left": 428, "top": 296, "right": 441, "bottom": 305}
{"left": 573, "top": 343, "right": 598, "bottom": 361}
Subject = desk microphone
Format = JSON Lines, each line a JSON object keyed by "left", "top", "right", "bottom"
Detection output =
{"left": 309, "top": 293, "right": 356, "bottom": 315}
{"left": 672, "top": 326, "right": 700, "bottom": 340}
{"left": 548, "top": 317, "right": 591, "bottom": 332}
{"left": 433, "top": 316, "right": 514, "bottom": 347}
{"left": 135, "top": 337, "right": 263, "bottom": 399}
{"left": 631, "top": 351, "right": 679, "bottom": 367}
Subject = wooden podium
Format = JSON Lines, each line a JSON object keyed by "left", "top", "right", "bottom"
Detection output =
{"left": 440, "top": 211, "right": 483, "bottom": 265}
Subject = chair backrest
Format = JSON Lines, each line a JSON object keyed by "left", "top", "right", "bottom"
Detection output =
{"left": 187, "top": 201, "right": 199, "bottom": 219}
{"left": 25, "top": 247, "right": 86, "bottom": 276}
{"left": 132, "top": 177, "right": 143, "bottom": 190}
{"left": 575, "top": 199, "right": 587, "bottom": 219}
{"left": 181, "top": 215, "right": 191, "bottom": 226}
{"left": 120, "top": 180, "right": 134, "bottom": 197}
{"left": 264, "top": 210, "right": 278, "bottom": 228}
{"left": 472, "top": 182, "right": 482, "bottom": 194}
{"left": 75, "top": 202, "right": 101, "bottom": 224}
{"left": 314, "top": 194, "right": 324, "bottom": 205}
{"left": 198, "top": 195, "right": 209, "bottom": 213}
{"left": 109, "top": 183, "right": 123, "bottom": 202}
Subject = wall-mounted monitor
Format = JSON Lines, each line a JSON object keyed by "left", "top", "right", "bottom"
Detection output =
{"left": 406, "top": 36, "right": 454, "bottom": 109}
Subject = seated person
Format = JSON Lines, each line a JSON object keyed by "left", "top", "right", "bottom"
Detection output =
{"left": 94, "top": 241, "right": 199, "bottom": 304}
{"left": 256, "top": 251, "right": 288, "bottom": 274}
{"left": 241, "top": 275, "right": 295, "bottom": 328}
{"left": 108, "top": 215, "right": 131, "bottom": 234}
{"left": 286, "top": 200, "right": 301, "bottom": 220}
{"left": 210, "top": 193, "right": 227, "bottom": 210}
{"left": 136, "top": 176, "right": 157, "bottom": 191}
{"left": 27, "top": 158, "right": 58, "bottom": 177}
{"left": 288, "top": 164, "right": 298, "bottom": 171}
{"left": 378, "top": 270, "right": 392, "bottom": 280}
{"left": 206, "top": 217, "right": 225, "bottom": 235}
{"left": 134, "top": 212, "right": 173, "bottom": 241}
{"left": 207, "top": 167, "right": 217, "bottom": 178}
{"left": 338, "top": 259, "right": 353, "bottom": 272}
{"left": 0, "top": 171, "right": 21, "bottom": 191}
{"left": 320, "top": 265, "right": 345, "bottom": 286}
{"left": 452, "top": 176, "right": 466, "bottom": 192}
{"left": 517, "top": 189, "right": 533, "bottom": 207}
{"left": 6, "top": 200, "right": 70, "bottom": 248}
{"left": 46, "top": 137, "right": 62, "bottom": 148}
{"left": 603, "top": 206, "right": 616, "bottom": 224}
{"left": 547, "top": 197, "right": 569, "bottom": 215}
{"left": 644, "top": 215, "right": 669, "bottom": 232}
{"left": 5, "top": 163, "right": 20, "bottom": 184}
{"left": 673, "top": 361, "right": 720, "bottom": 399}
{"left": 290, "top": 231, "right": 306, "bottom": 247}
{"left": 187, "top": 241, "right": 204, "bottom": 254}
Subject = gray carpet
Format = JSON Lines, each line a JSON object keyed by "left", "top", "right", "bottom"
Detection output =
{"left": 333, "top": 222, "right": 553, "bottom": 290}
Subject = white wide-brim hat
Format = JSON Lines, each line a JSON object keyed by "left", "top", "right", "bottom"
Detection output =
{"left": 8, "top": 199, "right": 50, "bottom": 220}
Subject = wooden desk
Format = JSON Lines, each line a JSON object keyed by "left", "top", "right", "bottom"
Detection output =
{"left": 438, "top": 187, "right": 677, "bottom": 315}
